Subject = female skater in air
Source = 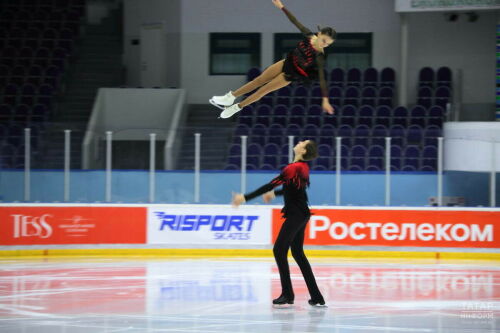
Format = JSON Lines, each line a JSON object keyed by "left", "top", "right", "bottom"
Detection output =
{"left": 211, "top": 0, "right": 336, "bottom": 118}
{"left": 232, "top": 140, "right": 326, "bottom": 307}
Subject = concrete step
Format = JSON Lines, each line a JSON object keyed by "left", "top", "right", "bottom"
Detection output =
{"left": 57, "top": 116, "right": 91, "bottom": 122}
{"left": 59, "top": 102, "right": 93, "bottom": 109}
{"left": 73, "top": 71, "right": 121, "bottom": 77}
{"left": 41, "top": 154, "right": 82, "bottom": 160}
{"left": 34, "top": 7, "right": 124, "bottom": 170}
{"left": 55, "top": 111, "right": 92, "bottom": 118}
{"left": 85, "top": 26, "right": 121, "bottom": 35}
{"left": 58, "top": 108, "right": 91, "bottom": 114}
{"left": 43, "top": 122, "right": 87, "bottom": 131}
{"left": 56, "top": 108, "right": 92, "bottom": 114}
{"left": 36, "top": 160, "right": 82, "bottom": 167}
{"left": 177, "top": 104, "right": 236, "bottom": 169}
{"left": 182, "top": 134, "right": 232, "bottom": 140}
{"left": 77, "top": 56, "right": 121, "bottom": 62}
{"left": 80, "top": 42, "right": 122, "bottom": 48}
{"left": 43, "top": 130, "right": 85, "bottom": 139}
{"left": 179, "top": 147, "right": 228, "bottom": 154}
{"left": 79, "top": 58, "right": 121, "bottom": 66}
{"left": 61, "top": 93, "right": 98, "bottom": 99}
{"left": 43, "top": 133, "right": 83, "bottom": 141}
{"left": 59, "top": 95, "right": 95, "bottom": 102}
{"left": 176, "top": 163, "right": 226, "bottom": 170}
{"left": 73, "top": 76, "right": 122, "bottom": 83}
{"left": 81, "top": 40, "right": 122, "bottom": 44}
{"left": 44, "top": 153, "right": 83, "bottom": 160}
{"left": 66, "top": 84, "right": 103, "bottom": 90}
{"left": 43, "top": 143, "right": 85, "bottom": 150}
{"left": 58, "top": 109, "right": 92, "bottom": 116}
{"left": 187, "top": 122, "right": 231, "bottom": 128}
{"left": 41, "top": 149, "right": 83, "bottom": 156}
{"left": 58, "top": 112, "right": 91, "bottom": 117}
{"left": 72, "top": 60, "right": 123, "bottom": 67}
{"left": 82, "top": 35, "right": 121, "bottom": 40}
{"left": 77, "top": 60, "right": 122, "bottom": 67}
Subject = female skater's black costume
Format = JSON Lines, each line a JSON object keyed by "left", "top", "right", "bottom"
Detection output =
{"left": 244, "top": 161, "right": 325, "bottom": 304}
{"left": 281, "top": 7, "right": 329, "bottom": 99}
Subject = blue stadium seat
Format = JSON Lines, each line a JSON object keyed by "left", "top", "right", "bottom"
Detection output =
{"left": 380, "top": 67, "right": 395, "bottom": 87}
{"left": 363, "top": 67, "right": 378, "bottom": 87}
{"left": 418, "top": 67, "right": 435, "bottom": 88}
{"left": 347, "top": 68, "right": 362, "bottom": 87}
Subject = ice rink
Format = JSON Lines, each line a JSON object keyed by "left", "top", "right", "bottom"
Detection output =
{"left": 0, "top": 256, "right": 498, "bottom": 333}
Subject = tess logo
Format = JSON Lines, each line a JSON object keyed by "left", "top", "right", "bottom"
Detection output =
{"left": 11, "top": 214, "right": 53, "bottom": 239}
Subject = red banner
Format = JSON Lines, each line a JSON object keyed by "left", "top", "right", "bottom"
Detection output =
{"left": 0, "top": 206, "right": 147, "bottom": 245}
{"left": 272, "top": 208, "right": 500, "bottom": 248}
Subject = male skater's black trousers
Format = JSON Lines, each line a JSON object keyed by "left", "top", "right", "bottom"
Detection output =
{"left": 273, "top": 210, "right": 323, "bottom": 300}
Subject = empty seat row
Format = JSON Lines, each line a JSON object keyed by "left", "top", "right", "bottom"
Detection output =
{"left": 247, "top": 67, "right": 397, "bottom": 88}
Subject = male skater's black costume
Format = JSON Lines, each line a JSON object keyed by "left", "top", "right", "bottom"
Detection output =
{"left": 244, "top": 161, "right": 325, "bottom": 305}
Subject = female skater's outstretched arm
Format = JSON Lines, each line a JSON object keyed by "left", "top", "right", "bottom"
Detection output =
{"left": 316, "top": 54, "right": 333, "bottom": 114}
{"left": 273, "top": 0, "right": 313, "bottom": 37}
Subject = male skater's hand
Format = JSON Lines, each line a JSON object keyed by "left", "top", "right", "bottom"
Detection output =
{"left": 232, "top": 192, "right": 246, "bottom": 207}
{"left": 262, "top": 191, "right": 276, "bottom": 203}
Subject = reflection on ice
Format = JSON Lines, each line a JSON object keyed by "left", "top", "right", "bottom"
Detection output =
{"left": 0, "top": 257, "right": 498, "bottom": 333}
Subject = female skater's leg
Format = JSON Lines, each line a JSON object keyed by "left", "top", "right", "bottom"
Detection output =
{"left": 232, "top": 60, "right": 285, "bottom": 97}
{"left": 290, "top": 220, "right": 325, "bottom": 304}
{"left": 220, "top": 73, "right": 290, "bottom": 118}
{"left": 210, "top": 60, "right": 284, "bottom": 107}
{"left": 239, "top": 72, "right": 290, "bottom": 107}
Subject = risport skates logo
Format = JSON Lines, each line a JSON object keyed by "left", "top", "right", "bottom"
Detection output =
{"left": 153, "top": 212, "right": 259, "bottom": 241}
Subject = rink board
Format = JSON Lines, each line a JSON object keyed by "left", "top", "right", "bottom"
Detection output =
{"left": 0, "top": 204, "right": 499, "bottom": 258}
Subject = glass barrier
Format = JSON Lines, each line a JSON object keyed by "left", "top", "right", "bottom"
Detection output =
{"left": 0, "top": 123, "right": 498, "bottom": 207}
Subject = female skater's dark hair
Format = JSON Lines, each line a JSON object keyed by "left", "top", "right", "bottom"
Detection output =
{"left": 302, "top": 141, "right": 318, "bottom": 161}
{"left": 317, "top": 26, "right": 337, "bottom": 40}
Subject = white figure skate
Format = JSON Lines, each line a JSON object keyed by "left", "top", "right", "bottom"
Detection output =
{"left": 219, "top": 104, "right": 242, "bottom": 119}
{"left": 209, "top": 91, "right": 235, "bottom": 110}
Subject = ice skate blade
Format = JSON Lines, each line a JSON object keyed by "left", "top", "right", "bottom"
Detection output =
{"left": 272, "top": 303, "right": 294, "bottom": 309}
{"left": 209, "top": 98, "right": 225, "bottom": 110}
{"left": 309, "top": 303, "right": 328, "bottom": 308}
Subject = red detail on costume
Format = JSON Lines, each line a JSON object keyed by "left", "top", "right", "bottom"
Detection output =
{"left": 271, "top": 162, "right": 310, "bottom": 189}
{"left": 290, "top": 37, "right": 318, "bottom": 78}
{"left": 292, "top": 55, "right": 309, "bottom": 77}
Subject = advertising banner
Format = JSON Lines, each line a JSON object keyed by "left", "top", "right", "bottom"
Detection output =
{"left": 0, "top": 206, "right": 147, "bottom": 245}
{"left": 1, "top": 205, "right": 498, "bottom": 249}
{"left": 148, "top": 205, "right": 271, "bottom": 245}
{"left": 395, "top": 0, "right": 500, "bottom": 12}
{"left": 272, "top": 208, "right": 499, "bottom": 248}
